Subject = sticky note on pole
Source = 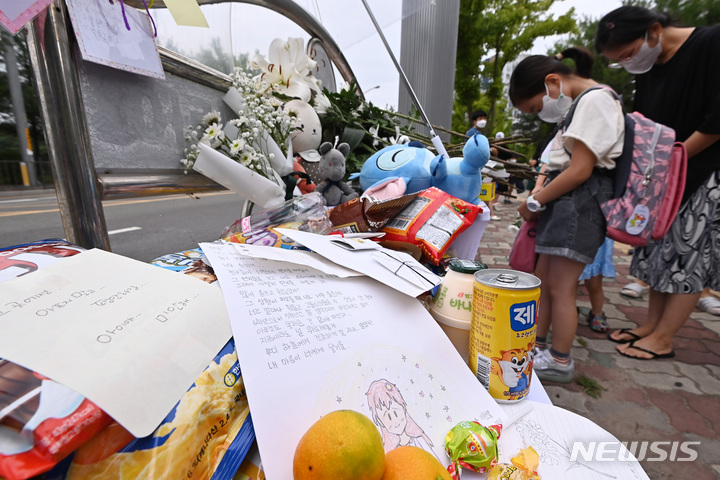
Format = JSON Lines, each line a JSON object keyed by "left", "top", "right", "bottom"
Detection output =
{"left": 163, "top": 0, "right": 209, "bottom": 28}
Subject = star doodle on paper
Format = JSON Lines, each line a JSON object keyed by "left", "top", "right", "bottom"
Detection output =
{"left": 444, "top": 405, "right": 449, "bottom": 412}
{"left": 402, "top": 355, "right": 407, "bottom": 362}
{"left": 425, "top": 412, "right": 431, "bottom": 419}
{"left": 428, "top": 373, "right": 434, "bottom": 380}
{"left": 336, "top": 396, "right": 342, "bottom": 403}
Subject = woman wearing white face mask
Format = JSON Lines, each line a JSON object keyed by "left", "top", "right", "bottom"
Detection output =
{"left": 595, "top": 6, "right": 720, "bottom": 360}
{"left": 508, "top": 47, "right": 625, "bottom": 382}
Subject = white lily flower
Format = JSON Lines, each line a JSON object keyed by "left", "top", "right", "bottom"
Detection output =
{"left": 388, "top": 126, "right": 410, "bottom": 145}
{"left": 251, "top": 37, "right": 320, "bottom": 102}
{"left": 369, "top": 125, "right": 382, "bottom": 147}
{"left": 314, "top": 93, "right": 331, "bottom": 115}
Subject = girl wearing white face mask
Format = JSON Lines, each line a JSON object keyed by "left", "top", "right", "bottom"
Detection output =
{"left": 596, "top": 6, "right": 720, "bottom": 360}
{"left": 508, "top": 47, "right": 625, "bottom": 383}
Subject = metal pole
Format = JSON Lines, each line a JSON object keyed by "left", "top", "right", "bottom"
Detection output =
{"left": 1, "top": 30, "right": 39, "bottom": 186}
{"left": 26, "top": 1, "right": 110, "bottom": 250}
{"left": 360, "top": 0, "right": 449, "bottom": 159}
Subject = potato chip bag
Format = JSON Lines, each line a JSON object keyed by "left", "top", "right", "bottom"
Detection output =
{"left": 380, "top": 187, "right": 482, "bottom": 264}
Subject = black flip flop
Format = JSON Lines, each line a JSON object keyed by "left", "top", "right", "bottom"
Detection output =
{"left": 618, "top": 340, "right": 676, "bottom": 360}
{"left": 607, "top": 328, "right": 641, "bottom": 344}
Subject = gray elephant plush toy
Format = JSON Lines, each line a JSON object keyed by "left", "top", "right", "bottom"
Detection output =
{"left": 315, "top": 141, "right": 359, "bottom": 206}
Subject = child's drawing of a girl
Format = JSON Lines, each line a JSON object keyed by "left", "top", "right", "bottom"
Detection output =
{"left": 365, "top": 379, "right": 434, "bottom": 454}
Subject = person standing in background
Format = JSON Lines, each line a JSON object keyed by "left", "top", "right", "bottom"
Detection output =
{"left": 596, "top": 6, "right": 720, "bottom": 359}
{"left": 466, "top": 109, "right": 489, "bottom": 136}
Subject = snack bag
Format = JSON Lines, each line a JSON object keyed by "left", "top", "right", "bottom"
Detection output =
{"left": 329, "top": 192, "right": 419, "bottom": 233}
{"left": 380, "top": 187, "right": 481, "bottom": 264}
{"left": 0, "top": 240, "right": 113, "bottom": 480}
{"left": 61, "top": 339, "right": 254, "bottom": 480}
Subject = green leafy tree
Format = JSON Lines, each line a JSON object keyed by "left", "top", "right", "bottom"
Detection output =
{"left": 453, "top": 0, "right": 576, "bottom": 136}
{"left": 0, "top": 30, "right": 48, "bottom": 185}
{"left": 655, "top": 0, "right": 720, "bottom": 25}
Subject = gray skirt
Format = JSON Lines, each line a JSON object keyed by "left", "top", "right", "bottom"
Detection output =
{"left": 630, "top": 170, "right": 720, "bottom": 294}
{"left": 535, "top": 170, "right": 613, "bottom": 264}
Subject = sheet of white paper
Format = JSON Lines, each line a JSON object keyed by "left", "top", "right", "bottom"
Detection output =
{"left": 0, "top": 249, "right": 232, "bottom": 437}
{"left": 0, "top": 0, "right": 53, "bottom": 34}
{"left": 200, "top": 242, "right": 506, "bottom": 480}
{"left": 498, "top": 401, "right": 650, "bottom": 479}
{"left": 228, "top": 242, "right": 361, "bottom": 278}
{"left": 65, "top": 0, "right": 164, "bottom": 79}
{"left": 276, "top": 228, "right": 441, "bottom": 297}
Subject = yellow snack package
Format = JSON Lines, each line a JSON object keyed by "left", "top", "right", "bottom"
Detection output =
{"left": 63, "top": 339, "right": 253, "bottom": 480}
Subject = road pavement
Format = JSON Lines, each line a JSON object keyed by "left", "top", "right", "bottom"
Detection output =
{"left": 0, "top": 187, "right": 246, "bottom": 262}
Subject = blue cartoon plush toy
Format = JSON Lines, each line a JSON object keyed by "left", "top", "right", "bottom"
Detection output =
{"left": 357, "top": 134, "right": 490, "bottom": 204}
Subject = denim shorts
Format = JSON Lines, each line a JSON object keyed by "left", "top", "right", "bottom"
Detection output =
{"left": 535, "top": 170, "right": 613, "bottom": 264}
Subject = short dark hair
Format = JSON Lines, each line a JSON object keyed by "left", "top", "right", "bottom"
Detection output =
{"left": 509, "top": 47, "right": 594, "bottom": 105}
{"left": 470, "top": 110, "right": 488, "bottom": 121}
{"left": 596, "top": 6, "right": 672, "bottom": 52}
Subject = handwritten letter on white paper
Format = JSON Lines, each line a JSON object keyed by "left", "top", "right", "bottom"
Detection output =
{"left": 0, "top": 249, "right": 231, "bottom": 437}
{"left": 200, "top": 242, "right": 504, "bottom": 479}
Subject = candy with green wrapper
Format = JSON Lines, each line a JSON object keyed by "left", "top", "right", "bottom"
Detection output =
{"left": 445, "top": 421, "right": 502, "bottom": 478}
{"left": 444, "top": 404, "right": 534, "bottom": 479}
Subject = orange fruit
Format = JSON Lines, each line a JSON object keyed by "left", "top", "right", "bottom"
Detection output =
{"left": 293, "top": 410, "right": 385, "bottom": 480}
{"left": 381, "top": 446, "right": 452, "bottom": 480}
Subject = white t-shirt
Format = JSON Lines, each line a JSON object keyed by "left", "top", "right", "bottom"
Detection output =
{"left": 544, "top": 88, "right": 625, "bottom": 172}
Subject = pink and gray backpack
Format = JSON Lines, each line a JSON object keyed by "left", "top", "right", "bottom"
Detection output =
{"left": 562, "top": 87, "right": 687, "bottom": 247}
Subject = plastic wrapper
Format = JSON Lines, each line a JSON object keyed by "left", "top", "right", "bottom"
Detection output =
{"left": 487, "top": 447, "right": 540, "bottom": 480}
{"left": 0, "top": 240, "right": 114, "bottom": 480}
{"left": 445, "top": 421, "right": 502, "bottom": 479}
{"left": 380, "top": 187, "right": 482, "bottom": 265}
{"left": 0, "top": 239, "right": 85, "bottom": 283}
{"left": 56, "top": 339, "right": 254, "bottom": 480}
{"left": 329, "top": 192, "right": 419, "bottom": 233}
{"left": 221, "top": 193, "right": 332, "bottom": 248}
{"left": 220, "top": 192, "right": 332, "bottom": 239}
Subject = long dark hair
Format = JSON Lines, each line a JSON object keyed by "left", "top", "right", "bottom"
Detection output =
{"left": 596, "top": 6, "right": 673, "bottom": 52}
{"left": 509, "top": 47, "right": 594, "bottom": 105}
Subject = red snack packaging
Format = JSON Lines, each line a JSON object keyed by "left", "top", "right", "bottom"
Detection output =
{"left": 380, "top": 187, "right": 482, "bottom": 265}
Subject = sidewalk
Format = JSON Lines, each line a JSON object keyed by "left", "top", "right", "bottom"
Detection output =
{"left": 479, "top": 196, "right": 720, "bottom": 480}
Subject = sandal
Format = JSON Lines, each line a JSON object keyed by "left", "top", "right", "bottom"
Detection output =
{"left": 618, "top": 340, "right": 675, "bottom": 360}
{"left": 587, "top": 312, "right": 609, "bottom": 333}
{"left": 697, "top": 295, "right": 720, "bottom": 316}
{"left": 620, "top": 282, "right": 649, "bottom": 299}
{"left": 608, "top": 328, "right": 641, "bottom": 344}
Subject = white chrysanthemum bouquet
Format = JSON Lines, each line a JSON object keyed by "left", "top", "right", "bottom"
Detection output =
{"left": 181, "top": 69, "right": 298, "bottom": 183}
